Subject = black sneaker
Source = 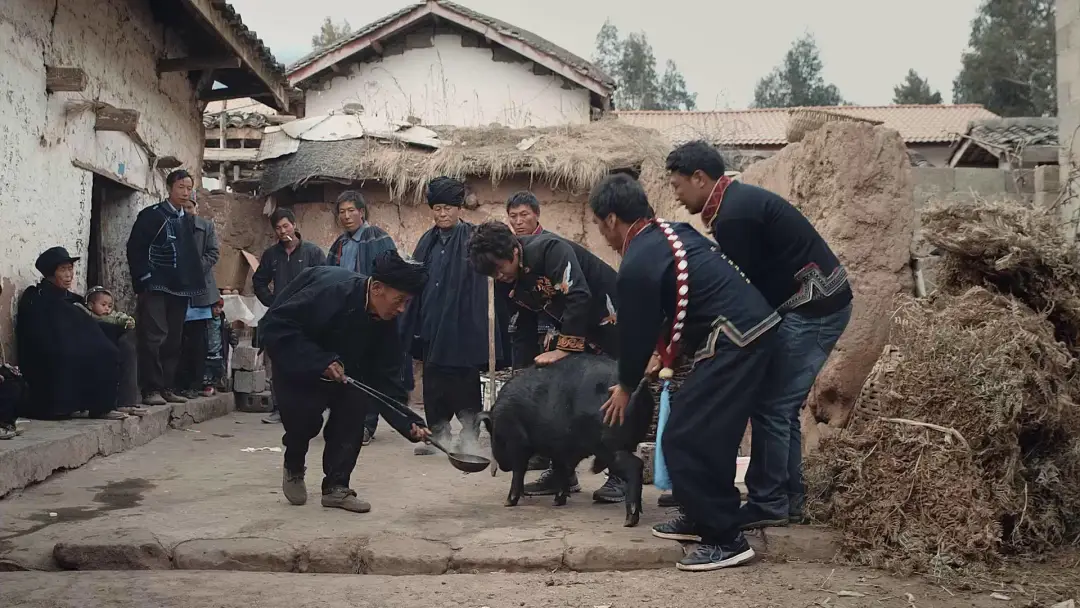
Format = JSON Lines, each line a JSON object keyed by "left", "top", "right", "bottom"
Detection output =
{"left": 657, "top": 492, "right": 678, "bottom": 508}
{"left": 362, "top": 428, "right": 373, "bottom": 446}
{"left": 676, "top": 534, "right": 755, "bottom": 572}
{"left": 738, "top": 504, "right": 789, "bottom": 530}
{"left": 592, "top": 473, "right": 625, "bottom": 503}
{"left": 523, "top": 467, "right": 581, "bottom": 496}
{"left": 651, "top": 511, "right": 702, "bottom": 542}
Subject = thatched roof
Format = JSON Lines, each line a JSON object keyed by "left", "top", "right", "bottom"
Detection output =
{"left": 259, "top": 120, "right": 671, "bottom": 203}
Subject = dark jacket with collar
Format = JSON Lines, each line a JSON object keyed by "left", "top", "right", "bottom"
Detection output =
{"left": 190, "top": 216, "right": 221, "bottom": 308}
{"left": 125, "top": 201, "right": 206, "bottom": 298}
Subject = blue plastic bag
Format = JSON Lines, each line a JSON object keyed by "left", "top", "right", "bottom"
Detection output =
{"left": 653, "top": 380, "right": 673, "bottom": 491}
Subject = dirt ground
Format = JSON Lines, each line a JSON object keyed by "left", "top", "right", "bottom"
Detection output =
{"left": 0, "top": 566, "right": 1025, "bottom": 608}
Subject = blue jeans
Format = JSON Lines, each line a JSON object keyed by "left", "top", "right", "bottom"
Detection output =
{"left": 745, "top": 303, "right": 852, "bottom": 518}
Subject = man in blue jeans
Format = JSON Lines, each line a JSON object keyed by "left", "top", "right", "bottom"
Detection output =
{"left": 665, "top": 140, "right": 853, "bottom": 529}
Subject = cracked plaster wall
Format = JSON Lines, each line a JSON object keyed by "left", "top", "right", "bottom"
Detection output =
{"left": 0, "top": 0, "right": 204, "bottom": 359}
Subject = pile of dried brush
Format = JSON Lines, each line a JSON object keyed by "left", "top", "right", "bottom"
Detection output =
{"left": 808, "top": 199, "right": 1080, "bottom": 575}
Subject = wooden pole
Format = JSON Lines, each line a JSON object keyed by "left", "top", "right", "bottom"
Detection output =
{"left": 487, "top": 276, "right": 497, "bottom": 477}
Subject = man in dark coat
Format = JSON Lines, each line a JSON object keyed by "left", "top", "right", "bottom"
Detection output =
{"left": 325, "top": 191, "right": 399, "bottom": 444}
{"left": 16, "top": 247, "right": 125, "bottom": 421}
{"left": 591, "top": 174, "right": 780, "bottom": 572}
{"left": 126, "top": 169, "right": 206, "bottom": 406}
{"left": 665, "top": 141, "right": 853, "bottom": 528}
{"left": 258, "top": 250, "right": 432, "bottom": 513}
{"left": 468, "top": 221, "right": 626, "bottom": 501}
{"left": 506, "top": 190, "right": 547, "bottom": 236}
{"left": 253, "top": 206, "right": 327, "bottom": 425}
{"left": 400, "top": 177, "right": 500, "bottom": 456}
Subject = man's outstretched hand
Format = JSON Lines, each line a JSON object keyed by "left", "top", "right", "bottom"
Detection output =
{"left": 323, "top": 361, "right": 345, "bottom": 382}
{"left": 534, "top": 349, "right": 570, "bottom": 367}
{"left": 411, "top": 424, "right": 432, "bottom": 442}
{"left": 601, "top": 384, "right": 631, "bottom": 426}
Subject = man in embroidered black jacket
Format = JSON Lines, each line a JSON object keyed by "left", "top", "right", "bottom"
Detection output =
{"left": 590, "top": 173, "right": 781, "bottom": 572}
{"left": 665, "top": 140, "right": 853, "bottom": 530}
{"left": 468, "top": 221, "right": 623, "bottom": 502}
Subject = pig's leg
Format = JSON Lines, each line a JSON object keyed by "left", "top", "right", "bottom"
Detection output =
{"left": 611, "top": 450, "right": 645, "bottom": 527}
{"left": 505, "top": 455, "right": 528, "bottom": 507}
{"left": 551, "top": 461, "right": 574, "bottom": 507}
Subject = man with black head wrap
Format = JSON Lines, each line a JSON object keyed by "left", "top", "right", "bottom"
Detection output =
{"left": 258, "top": 250, "right": 433, "bottom": 514}
{"left": 400, "top": 176, "right": 503, "bottom": 456}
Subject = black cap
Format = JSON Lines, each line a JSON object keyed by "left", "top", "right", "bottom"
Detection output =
{"left": 35, "top": 246, "right": 80, "bottom": 277}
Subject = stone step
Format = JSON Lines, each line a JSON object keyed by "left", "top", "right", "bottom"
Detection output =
{"left": 37, "top": 525, "right": 838, "bottom": 574}
{"left": 0, "top": 394, "right": 234, "bottom": 498}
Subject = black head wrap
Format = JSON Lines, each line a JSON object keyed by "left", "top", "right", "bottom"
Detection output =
{"left": 371, "top": 250, "right": 428, "bottom": 295}
{"left": 426, "top": 176, "right": 466, "bottom": 208}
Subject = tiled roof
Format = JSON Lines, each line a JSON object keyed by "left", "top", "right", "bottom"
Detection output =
{"left": 615, "top": 105, "right": 1000, "bottom": 146}
{"left": 213, "top": 2, "right": 288, "bottom": 84}
{"left": 202, "top": 111, "right": 270, "bottom": 130}
{"left": 287, "top": 0, "right": 613, "bottom": 89}
{"left": 966, "top": 117, "right": 1058, "bottom": 148}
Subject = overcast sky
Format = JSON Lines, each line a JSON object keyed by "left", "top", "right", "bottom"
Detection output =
{"left": 230, "top": 0, "right": 983, "bottom": 109}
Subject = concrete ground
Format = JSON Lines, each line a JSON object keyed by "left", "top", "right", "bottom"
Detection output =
{"left": 0, "top": 566, "right": 1020, "bottom": 608}
{"left": 0, "top": 410, "right": 835, "bottom": 573}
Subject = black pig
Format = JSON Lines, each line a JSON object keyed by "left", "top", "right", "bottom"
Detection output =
{"left": 478, "top": 353, "right": 655, "bottom": 527}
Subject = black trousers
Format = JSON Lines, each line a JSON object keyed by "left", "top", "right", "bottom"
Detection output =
{"left": 117, "top": 331, "right": 140, "bottom": 406}
{"left": 422, "top": 363, "right": 481, "bottom": 442}
{"left": 176, "top": 319, "right": 209, "bottom": 391}
{"left": 663, "top": 329, "right": 778, "bottom": 545}
{"left": 276, "top": 371, "right": 369, "bottom": 494}
{"left": 136, "top": 291, "right": 188, "bottom": 394}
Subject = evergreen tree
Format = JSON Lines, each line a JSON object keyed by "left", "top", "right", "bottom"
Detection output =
{"left": 592, "top": 21, "right": 697, "bottom": 110}
{"left": 312, "top": 17, "right": 352, "bottom": 51}
{"left": 893, "top": 69, "right": 943, "bottom": 104}
{"left": 752, "top": 34, "right": 844, "bottom": 108}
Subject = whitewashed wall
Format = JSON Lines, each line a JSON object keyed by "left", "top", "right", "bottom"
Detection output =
{"left": 0, "top": 0, "right": 204, "bottom": 357}
{"left": 303, "top": 34, "right": 593, "bottom": 127}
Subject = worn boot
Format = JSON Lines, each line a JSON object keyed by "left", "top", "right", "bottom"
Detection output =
{"left": 162, "top": 390, "right": 188, "bottom": 404}
{"left": 321, "top": 487, "right": 371, "bottom": 513}
{"left": 142, "top": 392, "right": 167, "bottom": 406}
{"left": 592, "top": 473, "right": 626, "bottom": 503}
{"left": 282, "top": 467, "right": 307, "bottom": 506}
{"left": 0, "top": 424, "right": 20, "bottom": 440}
{"left": 262, "top": 410, "right": 281, "bottom": 424}
{"left": 523, "top": 467, "right": 581, "bottom": 496}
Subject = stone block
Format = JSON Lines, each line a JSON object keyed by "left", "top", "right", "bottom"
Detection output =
{"left": 169, "top": 393, "right": 235, "bottom": 428}
{"left": 233, "top": 369, "right": 266, "bottom": 394}
{"left": 172, "top": 538, "right": 297, "bottom": 572}
{"left": 235, "top": 391, "right": 274, "bottom": 413}
{"left": 953, "top": 168, "right": 1007, "bottom": 197}
{"left": 361, "top": 536, "right": 451, "bottom": 575}
{"left": 911, "top": 167, "right": 955, "bottom": 201}
{"left": 743, "top": 525, "right": 839, "bottom": 563}
{"left": 300, "top": 537, "right": 367, "bottom": 574}
{"left": 450, "top": 539, "right": 564, "bottom": 572}
{"left": 53, "top": 528, "right": 171, "bottom": 570}
{"left": 231, "top": 345, "right": 262, "bottom": 371}
{"left": 1035, "top": 165, "right": 1061, "bottom": 193}
{"left": 562, "top": 533, "right": 683, "bottom": 571}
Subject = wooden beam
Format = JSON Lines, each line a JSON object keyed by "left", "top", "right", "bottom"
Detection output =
{"left": 199, "top": 85, "right": 268, "bottom": 102}
{"left": 94, "top": 105, "right": 140, "bottom": 133}
{"left": 204, "top": 127, "right": 265, "bottom": 141}
{"left": 205, "top": 148, "right": 259, "bottom": 162}
{"left": 158, "top": 56, "right": 240, "bottom": 73}
{"left": 177, "top": 0, "right": 289, "bottom": 111}
{"left": 371, "top": 40, "right": 384, "bottom": 55}
{"left": 329, "top": 63, "right": 344, "bottom": 74}
{"left": 45, "top": 66, "right": 87, "bottom": 93}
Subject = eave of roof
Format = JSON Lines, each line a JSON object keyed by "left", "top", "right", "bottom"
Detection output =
{"left": 286, "top": 0, "right": 613, "bottom": 97}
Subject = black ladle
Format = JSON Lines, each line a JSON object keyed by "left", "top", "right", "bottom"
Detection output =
{"left": 343, "top": 376, "right": 491, "bottom": 474}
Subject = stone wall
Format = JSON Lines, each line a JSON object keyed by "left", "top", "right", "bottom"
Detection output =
{"left": 0, "top": 0, "right": 204, "bottom": 359}
{"left": 912, "top": 167, "right": 1036, "bottom": 208}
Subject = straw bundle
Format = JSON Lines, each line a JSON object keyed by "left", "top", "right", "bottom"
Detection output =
{"left": 808, "top": 199, "right": 1080, "bottom": 575}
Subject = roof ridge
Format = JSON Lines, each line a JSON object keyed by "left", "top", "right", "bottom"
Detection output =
{"left": 614, "top": 104, "right": 991, "bottom": 115}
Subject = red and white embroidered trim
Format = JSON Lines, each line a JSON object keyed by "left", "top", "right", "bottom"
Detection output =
{"left": 624, "top": 217, "right": 688, "bottom": 380}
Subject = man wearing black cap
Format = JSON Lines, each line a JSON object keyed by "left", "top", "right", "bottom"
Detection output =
{"left": 16, "top": 247, "right": 124, "bottom": 421}
{"left": 258, "top": 250, "right": 433, "bottom": 513}
{"left": 400, "top": 176, "right": 500, "bottom": 456}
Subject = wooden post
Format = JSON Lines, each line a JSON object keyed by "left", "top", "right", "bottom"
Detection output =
{"left": 487, "top": 276, "right": 497, "bottom": 477}
{"left": 45, "top": 66, "right": 87, "bottom": 93}
{"left": 94, "top": 105, "right": 140, "bottom": 133}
